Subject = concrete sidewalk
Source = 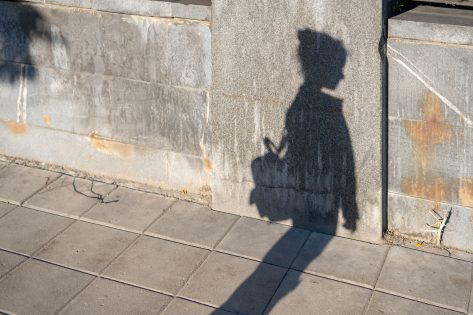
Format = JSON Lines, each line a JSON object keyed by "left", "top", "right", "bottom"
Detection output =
{"left": 0, "top": 161, "right": 472, "bottom": 315}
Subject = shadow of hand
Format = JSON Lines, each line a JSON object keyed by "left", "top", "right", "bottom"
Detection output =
{"left": 343, "top": 220, "right": 357, "bottom": 233}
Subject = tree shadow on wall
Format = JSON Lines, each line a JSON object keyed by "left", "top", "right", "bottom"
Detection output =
{"left": 0, "top": 2, "right": 52, "bottom": 84}
{"left": 213, "top": 29, "right": 358, "bottom": 314}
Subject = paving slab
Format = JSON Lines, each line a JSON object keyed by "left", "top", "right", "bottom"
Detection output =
{"left": 266, "top": 270, "right": 371, "bottom": 315}
{"left": 0, "top": 250, "right": 25, "bottom": 277}
{"left": 0, "top": 164, "right": 60, "bottom": 204}
{"left": 0, "top": 259, "right": 94, "bottom": 314}
{"left": 147, "top": 200, "right": 238, "bottom": 248}
{"left": 162, "top": 298, "right": 233, "bottom": 315}
{"left": 0, "top": 202, "right": 15, "bottom": 218}
{"left": 36, "top": 221, "right": 137, "bottom": 273}
{"left": 24, "top": 175, "right": 116, "bottom": 217}
{"left": 0, "top": 207, "right": 73, "bottom": 255}
{"left": 180, "top": 252, "right": 286, "bottom": 315}
{"left": 292, "top": 232, "right": 388, "bottom": 287}
{"left": 103, "top": 236, "right": 209, "bottom": 294}
{"left": 60, "top": 278, "right": 171, "bottom": 315}
{"left": 216, "top": 217, "right": 309, "bottom": 267}
{"left": 470, "top": 282, "right": 473, "bottom": 315}
{"left": 83, "top": 187, "right": 174, "bottom": 232}
{"left": 376, "top": 246, "right": 472, "bottom": 312}
{"left": 366, "top": 292, "right": 464, "bottom": 315}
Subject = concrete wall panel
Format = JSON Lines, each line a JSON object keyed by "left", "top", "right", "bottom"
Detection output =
{"left": 210, "top": 0, "right": 389, "bottom": 241}
{"left": 388, "top": 6, "right": 473, "bottom": 252}
{"left": 0, "top": 1, "right": 211, "bottom": 200}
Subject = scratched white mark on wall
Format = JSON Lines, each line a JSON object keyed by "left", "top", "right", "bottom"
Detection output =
{"left": 388, "top": 44, "right": 473, "bottom": 126}
{"left": 51, "top": 25, "right": 68, "bottom": 70}
{"left": 16, "top": 64, "right": 27, "bottom": 123}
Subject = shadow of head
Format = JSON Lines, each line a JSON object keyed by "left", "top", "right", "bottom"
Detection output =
{"left": 0, "top": 3, "right": 52, "bottom": 83}
{"left": 298, "top": 29, "right": 346, "bottom": 90}
{"left": 250, "top": 29, "right": 358, "bottom": 233}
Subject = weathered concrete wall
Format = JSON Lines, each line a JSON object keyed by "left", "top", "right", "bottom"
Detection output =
{"left": 0, "top": 1, "right": 212, "bottom": 202}
{"left": 210, "top": 0, "right": 392, "bottom": 242}
{"left": 0, "top": 0, "right": 394, "bottom": 242}
{"left": 388, "top": 6, "right": 473, "bottom": 252}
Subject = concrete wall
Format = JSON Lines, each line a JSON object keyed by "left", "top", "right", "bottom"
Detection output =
{"left": 0, "top": 0, "right": 392, "bottom": 242}
{"left": 388, "top": 6, "right": 473, "bottom": 252}
{"left": 0, "top": 1, "right": 212, "bottom": 202}
{"left": 210, "top": 0, "right": 392, "bottom": 242}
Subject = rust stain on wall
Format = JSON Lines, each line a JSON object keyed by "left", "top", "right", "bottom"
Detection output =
{"left": 6, "top": 121, "right": 28, "bottom": 134}
{"left": 401, "top": 93, "right": 455, "bottom": 205}
{"left": 42, "top": 115, "right": 52, "bottom": 127}
{"left": 203, "top": 158, "right": 212, "bottom": 174}
{"left": 404, "top": 92, "right": 453, "bottom": 170}
{"left": 88, "top": 132, "right": 135, "bottom": 158}
{"left": 401, "top": 177, "right": 450, "bottom": 202}
{"left": 459, "top": 179, "right": 473, "bottom": 208}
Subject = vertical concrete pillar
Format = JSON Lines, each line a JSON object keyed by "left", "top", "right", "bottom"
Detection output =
{"left": 210, "top": 0, "right": 392, "bottom": 242}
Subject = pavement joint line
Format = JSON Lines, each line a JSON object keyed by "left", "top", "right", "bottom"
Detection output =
{"left": 31, "top": 257, "right": 99, "bottom": 276}
{"left": 99, "top": 274, "right": 175, "bottom": 298}
{"left": 293, "top": 268, "right": 375, "bottom": 290}
{"left": 0, "top": 204, "right": 18, "bottom": 221}
{"left": 210, "top": 215, "right": 244, "bottom": 251}
{"left": 0, "top": 247, "right": 29, "bottom": 258}
{"left": 398, "top": 244, "right": 473, "bottom": 264}
{"left": 0, "top": 198, "right": 21, "bottom": 206}
{"left": 0, "top": 307, "right": 15, "bottom": 315}
{"left": 143, "top": 232, "right": 213, "bottom": 250}
{"left": 0, "top": 200, "right": 18, "bottom": 206}
{"left": 160, "top": 213, "right": 242, "bottom": 314}
{"left": 0, "top": 249, "right": 28, "bottom": 284}
{"left": 261, "top": 229, "right": 311, "bottom": 315}
{"left": 213, "top": 248, "right": 293, "bottom": 268}
{"left": 18, "top": 172, "right": 63, "bottom": 206}
{"left": 466, "top": 261, "right": 473, "bottom": 315}
{"left": 54, "top": 277, "right": 96, "bottom": 315}
{"left": 78, "top": 217, "right": 142, "bottom": 234}
{"left": 362, "top": 244, "right": 392, "bottom": 315}
{"left": 374, "top": 287, "right": 469, "bottom": 314}
{"left": 211, "top": 214, "right": 242, "bottom": 250}
{"left": 174, "top": 294, "right": 230, "bottom": 312}
{"left": 18, "top": 204, "right": 80, "bottom": 220}
{"left": 160, "top": 247, "right": 213, "bottom": 313}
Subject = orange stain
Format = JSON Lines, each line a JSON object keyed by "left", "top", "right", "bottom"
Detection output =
{"left": 203, "top": 158, "right": 212, "bottom": 174}
{"left": 459, "top": 179, "right": 473, "bottom": 208}
{"left": 401, "top": 177, "right": 450, "bottom": 202}
{"left": 42, "top": 115, "right": 52, "bottom": 127}
{"left": 88, "top": 132, "right": 134, "bottom": 158}
{"left": 404, "top": 92, "right": 453, "bottom": 170}
{"left": 6, "top": 121, "right": 28, "bottom": 134}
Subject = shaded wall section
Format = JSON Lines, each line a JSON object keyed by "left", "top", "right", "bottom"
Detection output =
{"left": 388, "top": 6, "right": 473, "bottom": 252}
{"left": 0, "top": 1, "right": 212, "bottom": 202}
{"left": 210, "top": 0, "right": 391, "bottom": 242}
